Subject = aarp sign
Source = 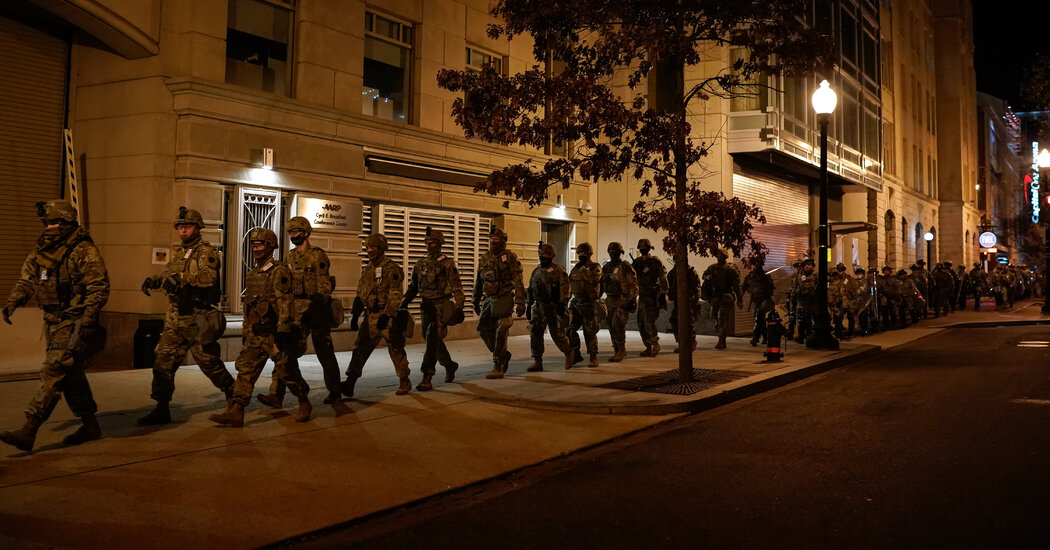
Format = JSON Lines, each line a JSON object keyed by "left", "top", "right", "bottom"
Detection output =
{"left": 292, "top": 194, "right": 363, "bottom": 233}
{"left": 979, "top": 232, "right": 997, "bottom": 248}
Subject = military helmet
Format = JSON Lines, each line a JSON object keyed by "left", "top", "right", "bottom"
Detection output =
{"left": 365, "top": 233, "right": 389, "bottom": 252}
{"left": 916, "top": 259, "right": 926, "bottom": 266}
{"left": 539, "top": 243, "right": 556, "bottom": 257}
{"left": 836, "top": 262, "right": 846, "bottom": 272}
{"left": 909, "top": 264, "right": 920, "bottom": 271}
{"left": 800, "top": 258, "right": 814, "bottom": 267}
{"left": 248, "top": 227, "right": 278, "bottom": 249}
{"left": 425, "top": 226, "right": 445, "bottom": 245}
{"left": 174, "top": 206, "right": 205, "bottom": 228}
{"left": 944, "top": 260, "right": 953, "bottom": 266}
{"left": 576, "top": 242, "right": 593, "bottom": 255}
{"left": 637, "top": 238, "right": 652, "bottom": 250}
{"left": 36, "top": 199, "right": 77, "bottom": 224}
{"left": 489, "top": 226, "right": 508, "bottom": 241}
{"left": 608, "top": 241, "right": 624, "bottom": 253}
{"left": 881, "top": 265, "right": 893, "bottom": 272}
{"left": 287, "top": 216, "right": 312, "bottom": 233}
{"left": 855, "top": 266, "right": 866, "bottom": 274}
{"left": 897, "top": 269, "right": 908, "bottom": 276}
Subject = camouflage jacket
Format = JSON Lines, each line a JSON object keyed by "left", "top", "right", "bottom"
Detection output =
{"left": 473, "top": 248, "right": 525, "bottom": 306}
{"left": 358, "top": 255, "right": 403, "bottom": 317}
{"left": 6, "top": 226, "right": 109, "bottom": 324}
{"left": 528, "top": 263, "right": 570, "bottom": 307}
{"left": 147, "top": 237, "right": 221, "bottom": 313}
{"left": 830, "top": 273, "right": 860, "bottom": 310}
{"left": 742, "top": 268, "right": 775, "bottom": 302}
{"left": 287, "top": 245, "right": 333, "bottom": 300}
{"left": 601, "top": 259, "right": 638, "bottom": 301}
{"left": 568, "top": 261, "right": 602, "bottom": 302}
{"left": 408, "top": 252, "right": 464, "bottom": 305}
{"left": 703, "top": 263, "right": 742, "bottom": 303}
{"left": 667, "top": 264, "right": 700, "bottom": 304}
{"left": 632, "top": 256, "right": 668, "bottom": 300}
{"left": 243, "top": 258, "right": 294, "bottom": 335}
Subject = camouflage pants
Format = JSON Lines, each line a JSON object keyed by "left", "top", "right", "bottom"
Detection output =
{"left": 151, "top": 314, "right": 233, "bottom": 402}
{"left": 567, "top": 301, "right": 600, "bottom": 358}
{"left": 604, "top": 296, "right": 631, "bottom": 351}
{"left": 231, "top": 332, "right": 309, "bottom": 407}
{"left": 711, "top": 295, "right": 735, "bottom": 340}
{"left": 750, "top": 297, "right": 775, "bottom": 343}
{"left": 420, "top": 298, "right": 456, "bottom": 376}
{"left": 669, "top": 302, "right": 698, "bottom": 346}
{"left": 268, "top": 316, "right": 341, "bottom": 398}
{"left": 26, "top": 318, "right": 98, "bottom": 421}
{"left": 477, "top": 299, "right": 514, "bottom": 372}
{"left": 636, "top": 297, "right": 661, "bottom": 349}
{"left": 345, "top": 312, "right": 410, "bottom": 381}
{"left": 529, "top": 304, "right": 571, "bottom": 359}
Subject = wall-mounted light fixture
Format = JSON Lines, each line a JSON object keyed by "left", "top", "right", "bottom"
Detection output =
{"left": 578, "top": 199, "right": 592, "bottom": 213}
{"left": 253, "top": 148, "right": 274, "bottom": 170}
{"left": 556, "top": 194, "right": 565, "bottom": 209}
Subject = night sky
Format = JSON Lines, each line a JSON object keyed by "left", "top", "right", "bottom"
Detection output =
{"left": 972, "top": 2, "right": 1045, "bottom": 111}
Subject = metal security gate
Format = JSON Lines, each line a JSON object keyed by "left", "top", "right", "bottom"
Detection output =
{"left": 232, "top": 187, "right": 281, "bottom": 312}
{"left": 0, "top": 15, "right": 69, "bottom": 292}
{"left": 733, "top": 172, "right": 810, "bottom": 335}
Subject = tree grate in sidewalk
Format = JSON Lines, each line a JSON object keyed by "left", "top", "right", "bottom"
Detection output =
{"left": 596, "top": 368, "right": 752, "bottom": 395}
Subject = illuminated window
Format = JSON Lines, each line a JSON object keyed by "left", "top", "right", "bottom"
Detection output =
{"left": 225, "top": 0, "right": 294, "bottom": 96}
{"left": 363, "top": 11, "right": 413, "bottom": 122}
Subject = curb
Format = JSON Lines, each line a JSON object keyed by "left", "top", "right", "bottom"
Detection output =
{"left": 480, "top": 345, "right": 882, "bottom": 416}
{"left": 943, "top": 319, "right": 1050, "bottom": 329}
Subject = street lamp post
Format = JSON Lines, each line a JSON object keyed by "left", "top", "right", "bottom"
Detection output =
{"left": 1039, "top": 148, "right": 1050, "bottom": 313}
{"left": 806, "top": 80, "right": 839, "bottom": 350}
{"left": 924, "top": 231, "right": 934, "bottom": 269}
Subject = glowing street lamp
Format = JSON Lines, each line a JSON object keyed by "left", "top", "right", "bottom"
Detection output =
{"left": 806, "top": 80, "right": 839, "bottom": 350}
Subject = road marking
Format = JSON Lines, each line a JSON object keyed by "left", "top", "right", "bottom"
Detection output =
{"left": 1011, "top": 399, "right": 1050, "bottom": 406}
{"left": 1017, "top": 341, "right": 1050, "bottom": 348}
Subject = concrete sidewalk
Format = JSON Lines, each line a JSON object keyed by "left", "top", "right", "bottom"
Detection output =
{"left": 0, "top": 300, "right": 1046, "bottom": 549}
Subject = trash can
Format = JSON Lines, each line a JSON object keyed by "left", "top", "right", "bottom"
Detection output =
{"left": 133, "top": 319, "right": 165, "bottom": 369}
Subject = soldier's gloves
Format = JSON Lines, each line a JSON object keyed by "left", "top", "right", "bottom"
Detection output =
{"left": 2, "top": 306, "right": 12, "bottom": 325}
{"left": 141, "top": 277, "right": 154, "bottom": 296}
{"left": 350, "top": 314, "right": 360, "bottom": 332}
{"left": 161, "top": 275, "right": 180, "bottom": 293}
{"left": 376, "top": 314, "right": 389, "bottom": 331}
{"left": 658, "top": 294, "right": 668, "bottom": 310}
{"left": 515, "top": 303, "right": 526, "bottom": 317}
{"left": 626, "top": 300, "right": 637, "bottom": 313}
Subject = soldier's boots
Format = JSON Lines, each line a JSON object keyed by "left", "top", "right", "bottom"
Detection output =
{"left": 587, "top": 355, "right": 599, "bottom": 368}
{"left": 0, "top": 415, "right": 44, "bottom": 452}
{"left": 444, "top": 362, "right": 459, "bottom": 383}
{"left": 650, "top": 343, "right": 660, "bottom": 356}
{"left": 416, "top": 375, "right": 434, "bottom": 391}
{"left": 395, "top": 377, "right": 412, "bottom": 395}
{"left": 640, "top": 347, "right": 653, "bottom": 357}
{"left": 295, "top": 397, "right": 312, "bottom": 423}
{"left": 225, "top": 389, "right": 234, "bottom": 409}
{"left": 714, "top": 337, "right": 727, "bottom": 350}
{"left": 209, "top": 403, "right": 245, "bottom": 427}
{"left": 527, "top": 358, "right": 544, "bottom": 372}
{"left": 322, "top": 392, "right": 341, "bottom": 405}
{"left": 340, "top": 377, "right": 358, "bottom": 399}
{"left": 137, "top": 401, "right": 172, "bottom": 426}
{"left": 256, "top": 393, "right": 284, "bottom": 409}
{"left": 610, "top": 347, "right": 626, "bottom": 362}
{"left": 486, "top": 364, "right": 504, "bottom": 379}
{"left": 63, "top": 414, "right": 101, "bottom": 446}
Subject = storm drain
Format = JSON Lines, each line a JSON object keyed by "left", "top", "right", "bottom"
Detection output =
{"left": 596, "top": 368, "right": 751, "bottom": 396}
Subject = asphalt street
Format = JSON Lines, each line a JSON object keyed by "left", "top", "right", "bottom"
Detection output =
{"left": 286, "top": 324, "right": 1050, "bottom": 549}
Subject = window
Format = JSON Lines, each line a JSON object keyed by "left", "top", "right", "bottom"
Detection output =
{"left": 226, "top": 0, "right": 294, "bottom": 96}
{"left": 464, "top": 45, "right": 506, "bottom": 123}
{"left": 363, "top": 11, "right": 413, "bottom": 122}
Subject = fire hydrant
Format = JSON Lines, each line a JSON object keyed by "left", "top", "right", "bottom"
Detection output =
{"left": 763, "top": 309, "right": 785, "bottom": 362}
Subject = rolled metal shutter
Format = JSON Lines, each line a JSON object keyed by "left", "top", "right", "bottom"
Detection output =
{"left": 0, "top": 15, "right": 68, "bottom": 293}
{"left": 733, "top": 172, "right": 810, "bottom": 335}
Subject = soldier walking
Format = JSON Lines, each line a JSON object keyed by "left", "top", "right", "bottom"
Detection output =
{"left": 1, "top": 200, "right": 109, "bottom": 452}
{"left": 566, "top": 243, "right": 601, "bottom": 368}
{"left": 257, "top": 216, "right": 343, "bottom": 408}
{"left": 473, "top": 227, "right": 526, "bottom": 379}
{"left": 526, "top": 243, "right": 572, "bottom": 372}
{"left": 668, "top": 260, "right": 701, "bottom": 353}
{"left": 632, "top": 239, "right": 668, "bottom": 357}
{"left": 210, "top": 229, "right": 311, "bottom": 427}
{"left": 400, "top": 227, "right": 464, "bottom": 390}
{"left": 701, "top": 250, "right": 743, "bottom": 349}
{"left": 601, "top": 242, "right": 637, "bottom": 362}
{"left": 341, "top": 234, "right": 411, "bottom": 396}
{"left": 741, "top": 258, "right": 775, "bottom": 346}
{"left": 793, "top": 258, "right": 817, "bottom": 342}
{"left": 138, "top": 207, "right": 233, "bottom": 425}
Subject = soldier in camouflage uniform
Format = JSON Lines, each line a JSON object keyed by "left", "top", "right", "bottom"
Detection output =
{"left": 701, "top": 249, "right": 743, "bottom": 350}
{"left": 955, "top": 265, "right": 972, "bottom": 311}
{"left": 1, "top": 200, "right": 109, "bottom": 452}
{"left": 567, "top": 243, "right": 602, "bottom": 368}
{"left": 944, "top": 260, "right": 960, "bottom": 312}
{"left": 930, "top": 263, "right": 955, "bottom": 317}
{"left": 138, "top": 207, "right": 233, "bottom": 426}
{"left": 970, "top": 263, "right": 989, "bottom": 310}
{"left": 341, "top": 233, "right": 411, "bottom": 396}
{"left": 830, "top": 263, "right": 859, "bottom": 339}
{"left": 897, "top": 269, "right": 922, "bottom": 325}
{"left": 472, "top": 226, "right": 526, "bottom": 379}
{"left": 793, "top": 258, "right": 817, "bottom": 342}
{"left": 210, "top": 228, "right": 312, "bottom": 427}
{"left": 526, "top": 243, "right": 572, "bottom": 371}
{"left": 741, "top": 258, "right": 775, "bottom": 347}
{"left": 257, "top": 216, "right": 342, "bottom": 408}
{"left": 601, "top": 242, "right": 638, "bottom": 362}
{"left": 632, "top": 239, "right": 668, "bottom": 357}
{"left": 877, "top": 266, "right": 901, "bottom": 329}
{"left": 853, "top": 267, "right": 875, "bottom": 336}
{"left": 913, "top": 260, "right": 931, "bottom": 318}
{"left": 400, "top": 227, "right": 464, "bottom": 390}
{"left": 668, "top": 260, "right": 701, "bottom": 353}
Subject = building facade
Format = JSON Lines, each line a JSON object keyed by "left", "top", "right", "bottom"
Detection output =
{"left": 0, "top": 0, "right": 590, "bottom": 374}
{"left": 976, "top": 93, "right": 1023, "bottom": 267}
